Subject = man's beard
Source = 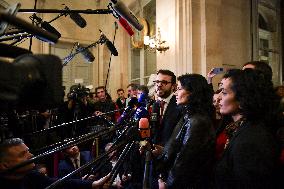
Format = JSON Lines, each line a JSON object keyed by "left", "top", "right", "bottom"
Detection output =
{"left": 158, "top": 89, "right": 172, "bottom": 99}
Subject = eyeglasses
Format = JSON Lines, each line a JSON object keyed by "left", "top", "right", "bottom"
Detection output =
{"left": 153, "top": 80, "right": 172, "bottom": 86}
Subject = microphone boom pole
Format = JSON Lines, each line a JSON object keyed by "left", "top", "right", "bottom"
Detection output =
{"left": 45, "top": 141, "right": 128, "bottom": 189}
{"left": 26, "top": 108, "right": 123, "bottom": 136}
{"left": 0, "top": 12, "right": 58, "bottom": 43}
{"left": 63, "top": 39, "right": 101, "bottom": 66}
{"left": 0, "top": 123, "right": 125, "bottom": 176}
{"left": 18, "top": 9, "right": 113, "bottom": 14}
{"left": 109, "top": 141, "right": 136, "bottom": 185}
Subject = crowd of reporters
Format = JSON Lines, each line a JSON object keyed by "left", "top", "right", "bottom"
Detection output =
{"left": 1, "top": 62, "right": 284, "bottom": 188}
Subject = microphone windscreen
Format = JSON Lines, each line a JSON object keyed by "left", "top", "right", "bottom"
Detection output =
{"left": 112, "top": 0, "right": 143, "bottom": 31}
{"left": 105, "top": 40, "right": 118, "bottom": 56}
{"left": 128, "top": 97, "right": 138, "bottom": 108}
{"left": 152, "top": 102, "right": 160, "bottom": 114}
{"left": 41, "top": 21, "right": 61, "bottom": 39}
{"left": 118, "top": 17, "right": 134, "bottom": 36}
{"left": 77, "top": 45, "right": 95, "bottom": 63}
{"left": 139, "top": 118, "right": 150, "bottom": 139}
{"left": 151, "top": 102, "right": 160, "bottom": 122}
{"left": 69, "top": 13, "right": 87, "bottom": 28}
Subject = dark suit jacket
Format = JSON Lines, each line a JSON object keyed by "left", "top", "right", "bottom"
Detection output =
{"left": 153, "top": 95, "right": 182, "bottom": 146}
{"left": 116, "top": 98, "right": 126, "bottom": 110}
{"left": 0, "top": 170, "right": 93, "bottom": 189}
{"left": 58, "top": 151, "right": 93, "bottom": 179}
{"left": 215, "top": 121, "right": 279, "bottom": 188}
{"left": 161, "top": 113, "right": 215, "bottom": 189}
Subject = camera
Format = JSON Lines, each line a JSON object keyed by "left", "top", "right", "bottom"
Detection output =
{"left": 67, "top": 84, "right": 90, "bottom": 102}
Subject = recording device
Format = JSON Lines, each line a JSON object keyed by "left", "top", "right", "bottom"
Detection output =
{"left": 30, "top": 14, "right": 61, "bottom": 40}
{"left": 0, "top": 54, "right": 63, "bottom": 110}
{"left": 118, "top": 16, "right": 134, "bottom": 36}
{"left": 67, "top": 84, "right": 90, "bottom": 102}
{"left": 117, "top": 97, "right": 138, "bottom": 125}
{"left": 0, "top": 11, "right": 59, "bottom": 43}
{"left": 110, "top": 0, "right": 143, "bottom": 31}
{"left": 134, "top": 106, "right": 149, "bottom": 121}
{"left": 0, "top": 2, "right": 21, "bottom": 35}
{"left": 212, "top": 67, "right": 224, "bottom": 74}
{"left": 150, "top": 103, "right": 159, "bottom": 122}
{"left": 139, "top": 118, "right": 150, "bottom": 140}
{"left": 99, "top": 30, "right": 119, "bottom": 56}
{"left": 64, "top": 6, "right": 87, "bottom": 28}
{"left": 76, "top": 43, "right": 95, "bottom": 63}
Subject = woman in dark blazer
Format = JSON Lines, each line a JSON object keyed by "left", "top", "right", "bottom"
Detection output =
{"left": 155, "top": 74, "right": 216, "bottom": 189}
{"left": 215, "top": 69, "right": 280, "bottom": 188}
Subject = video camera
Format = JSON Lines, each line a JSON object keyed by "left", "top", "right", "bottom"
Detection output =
{"left": 67, "top": 84, "right": 90, "bottom": 102}
{"left": 0, "top": 54, "right": 63, "bottom": 110}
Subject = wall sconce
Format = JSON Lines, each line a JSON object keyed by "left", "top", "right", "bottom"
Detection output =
{"left": 144, "top": 27, "right": 169, "bottom": 53}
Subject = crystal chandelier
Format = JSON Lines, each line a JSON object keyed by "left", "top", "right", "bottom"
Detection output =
{"left": 143, "top": 27, "right": 169, "bottom": 53}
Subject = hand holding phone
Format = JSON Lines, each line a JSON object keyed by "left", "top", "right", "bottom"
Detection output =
{"left": 212, "top": 67, "right": 224, "bottom": 75}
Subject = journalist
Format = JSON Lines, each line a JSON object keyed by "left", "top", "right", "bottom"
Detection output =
{"left": 0, "top": 138, "right": 110, "bottom": 189}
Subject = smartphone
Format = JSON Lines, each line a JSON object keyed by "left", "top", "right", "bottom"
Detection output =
{"left": 212, "top": 67, "right": 224, "bottom": 74}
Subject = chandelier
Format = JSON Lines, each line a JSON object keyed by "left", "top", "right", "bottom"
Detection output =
{"left": 143, "top": 27, "right": 169, "bottom": 53}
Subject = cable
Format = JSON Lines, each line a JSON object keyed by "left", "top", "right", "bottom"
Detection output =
{"left": 104, "top": 21, "right": 118, "bottom": 89}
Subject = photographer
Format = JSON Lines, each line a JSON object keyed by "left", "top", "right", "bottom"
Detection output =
{"left": 57, "top": 85, "right": 95, "bottom": 138}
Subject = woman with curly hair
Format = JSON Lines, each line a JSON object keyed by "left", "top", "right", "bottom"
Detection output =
{"left": 154, "top": 74, "right": 216, "bottom": 189}
{"left": 215, "top": 69, "right": 280, "bottom": 188}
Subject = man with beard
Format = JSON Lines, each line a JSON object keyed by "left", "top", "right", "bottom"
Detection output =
{"left": 152, "top": 70, "right": 182, "bottom": 146}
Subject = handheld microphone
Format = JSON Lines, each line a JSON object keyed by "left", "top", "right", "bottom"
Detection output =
{"left": 118, "top": 17, "right": 134, "bottom": 36}
{"left": 100, "top": 30, "right": 118, "bottom": 56}
{"left": 111, "top": 0, "right": 143, "bottom": 31}
{"left": 151, "top": 102, "right": 160, "bottom": 122}
{"left": 139, "top": 118, "right": 150, "bottom": 140}
{"left": 65, "top": 6, "right": 87, "bottom": 28}
{"left": 76, "top": 44, "right": 95, "bottom": 63}
{"left": 117, "top": 97, "right": 138, "bottom": 124}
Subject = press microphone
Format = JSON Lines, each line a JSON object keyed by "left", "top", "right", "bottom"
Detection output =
{"left": 151, "top": 102, "right": 160, "bottom": 122}
{"left": 118, "top": 17, "right": 134, "bottom": 36}
{"left": 100, "top": 30, "right": 118, "bottom": 56}
{"left": 31, "top": 14, "right": 61, "bottom": 39}
{"left": 139, "top": 118, "right": 150, "bottom": 140}
{"left": 41, "top": 21, "right": 61, "bottom": 39}
{"left": 0, "top": 12, "right": 59, "bottom": 44}
{"left": 134, "top": 93, "right": 149, "bottom": 121}
{"left": 65, "top": 6, "right": 87, "bottom": 28}
{"left": 76, "top": 44, "right": 95, "bottom": 63}
{"left": 111, "top": 0, "right": 143, "bottom": 31}
{"left": 117, "top": 97, "right": 138, "bottom": 124}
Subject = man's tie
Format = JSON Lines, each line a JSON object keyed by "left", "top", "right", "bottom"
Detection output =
{"left": 159, "top": 100, "right": 166, "bottom": 124}
{"left": 74, "top": 158, "right": 79, "bottom": 169}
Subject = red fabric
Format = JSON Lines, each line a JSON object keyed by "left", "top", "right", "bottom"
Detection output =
{"left": 53, "top": 152, "right": 65, "bottom": 177}
{"left": 159, "top": 101, "right": 166, "bottom": 124}
{"left": 215, "top": 130, "right": 228, "bottom": 160}
{"left": 114, "top": 103, "right": 121, "bottom": 123}
{"left": 279, "top": 149, "right": 284, "bottom": 164}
